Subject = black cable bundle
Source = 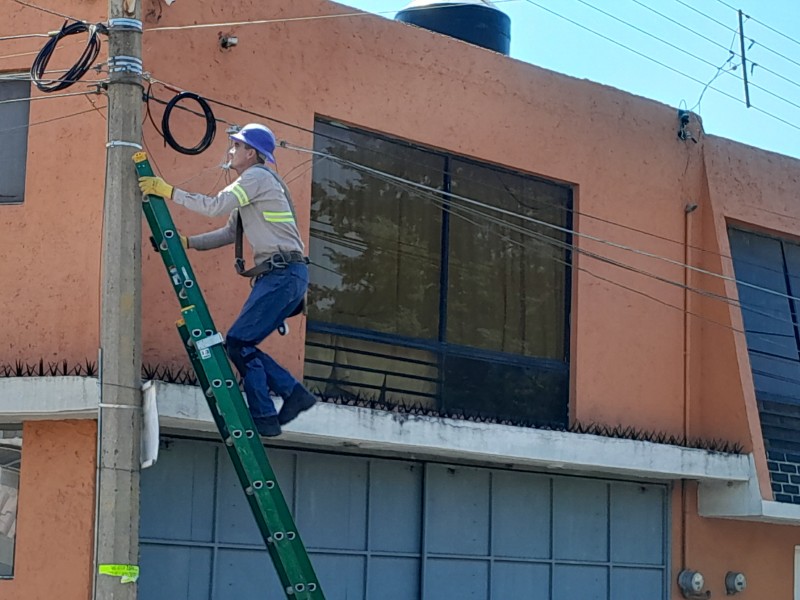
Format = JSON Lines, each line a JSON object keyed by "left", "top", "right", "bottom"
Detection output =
{"left": 31, "top": 21, "right": 105, "bottom": 93}
{"left": 160, "top": 91, "right": 216, "bottom": 155}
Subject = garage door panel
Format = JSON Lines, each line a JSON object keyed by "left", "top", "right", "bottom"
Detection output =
{"left": 492, "top": 471, "right": 551, "bottom": 559}
{"left": 367, "top": 556, "right": 419, "bottom": 600}
{"left": 140, "top": 439, "right": 668, "bottom": 600}
{"left": 427, "top": 465, "right": 490, "bottom": 556}
{"left": 139, "top": 544, "right": 212, "bottom": 600}
{"left": 425, "top": 558, "right": 489, "bottom": 598}
{"left": 213, "top": 548, "right": 284, "bottom": 599}
{"left": 552, "top": 565, "right": 607, "bottom": 600}
{"left": 216, "top": 449, "right": 295, "bottom": 546}
{"left": 611, "top": 568, "right": 664, "bottom": 600}
{"left": 553, "top": 479, "right": 608, "bottom": 562}
{"left": 297, "top": 453, "right": 368, "bottom": 551}
{"left": 310, "top": 553, "right": 366, "bottom": 600}
{"left": 492, "top": 561, "right": 550, "bottom": 598}
{"left": 140, "top": 441, "right": 215, "bottom": 542}
{"left": 368, "top": 460, "right": 422, "bottom": 553}
{"left": 610, "top": 484, "right": 665, "bottom": 565}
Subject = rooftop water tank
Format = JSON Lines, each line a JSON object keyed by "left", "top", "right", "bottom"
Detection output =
{"left": 395, "top": 0, "right": 511, "bottom": 55}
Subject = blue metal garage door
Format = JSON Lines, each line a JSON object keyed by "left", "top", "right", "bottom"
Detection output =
{"left": 140, "top": 439, "right": 668, "bottom": 600}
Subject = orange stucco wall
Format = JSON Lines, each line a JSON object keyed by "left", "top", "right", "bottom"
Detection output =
{"left": 3, "top": 0, "right": 800, "bottom": 598}
{"left": 0, "top": 421, "right": 96, "bottom": 600}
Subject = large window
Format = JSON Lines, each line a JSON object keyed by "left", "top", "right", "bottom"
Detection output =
{"left": 0, "top": 78, "right": 30, "bottom": 204}
{"left": 729, "top": 228, "right": 800, "bottom": 504}
{"left": 0, "top": 429, "right": 21, "bottom": 577}
{"left": 305, "top": 119, "right": 572, "bottom": 426}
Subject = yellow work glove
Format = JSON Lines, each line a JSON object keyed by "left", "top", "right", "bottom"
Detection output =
{"left": 138, "top": 176, "right": 174, "bottom": 199}
{"left": 179, "top": 234, "right": 189, "bottom": 249}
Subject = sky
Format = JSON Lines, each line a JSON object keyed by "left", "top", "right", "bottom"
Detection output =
{"left": 339, "top": 0, "right": 800, "bottom": 160}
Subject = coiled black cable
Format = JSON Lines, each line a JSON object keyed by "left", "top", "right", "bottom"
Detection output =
{"left": 161, "top": 91, "right": 216, "bottom": 155}
{"left": 31, "top": 21, "right": 105, "bottom": 93}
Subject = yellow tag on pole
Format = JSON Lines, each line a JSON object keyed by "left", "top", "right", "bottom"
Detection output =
{"left": 98, "top": 564, "right": 140, "bottom": 584}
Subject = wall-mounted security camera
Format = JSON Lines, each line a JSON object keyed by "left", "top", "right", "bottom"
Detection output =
{"left": 219, "top": 34, "right": 238, "bottom": 49}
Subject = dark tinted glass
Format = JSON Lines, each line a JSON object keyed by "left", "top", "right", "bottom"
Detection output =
{"left": 308, "top": 121, "right": 444, "bottom": 340}
{"left": 0, "top": 79, "right": 30, "bottom": 204}
{"left": 447, "top": 159, "right": 570, "bottom": 359}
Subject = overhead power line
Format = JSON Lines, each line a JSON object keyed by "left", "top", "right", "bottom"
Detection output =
{"left": 0, "top": 103, "right": 105, "bottom": 136}
{"left": 284, "top": 140, "right": 800, "bottom": 323}
{"left": 0, "top": 88, "right": 103, "bottom": 106}
{"left": 145, "top": 0, "right": 520, "bottom": 33}
{"left": 635, "top": 0, "right": 800, "bottom": 96}
{"left": 0, "top": 32, "right": 51, "bottom": 41}
{"left": 9, "top": 0, "right": 83, "bottom": 22}
{"left": 675, "top": 0, "right": 800, "bottom": 75}
{"left": 140, "top": 82, "right": 800, "bottom": 367}
{"left": 569, "top": 0, "right": 800, "bottom": 115}
{"left": 522, "top": 0, "right": 800, "bottom": 133}
{"left": 710, "top": 0, "right": 800, "bottom": 52}
{"left": 300, "top": 142, "right": 793, "bottom": 355}
{"left": 144, "top": 77, "right": 800, "bottom": 301}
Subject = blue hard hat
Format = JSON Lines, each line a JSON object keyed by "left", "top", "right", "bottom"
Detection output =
{"left": 230, "top": 123, "right": 276, "bottom": 164}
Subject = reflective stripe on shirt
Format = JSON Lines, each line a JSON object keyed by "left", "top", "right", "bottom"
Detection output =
{"left": 230, "top": 184, "right": 250, "bottom": 206}
{"left": 263, "top": 210, "right": 295, "bottom": 223}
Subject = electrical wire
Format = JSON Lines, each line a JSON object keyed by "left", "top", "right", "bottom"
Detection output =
{"left": 571, "top": 0, "right": 800, "bottom": 115}
{"left": 631, "top": 0, "right": 800, "bottom": 97}
{"left": 145, "top": 76, "right": 800, "bottom": 288}
{"left": 711, "top": 0, "right": 800, "bottom": 51}
{"left": 0, "top": 103, "right": 105, "bottom": 136}
{"left": 670, "top": 0, "right": 739, "bottom": 35}
{"left": 523, "top": 0, "right": 800, "bottom": 133}
{"left": 30, "top": 21, "right": 105, "bottom": 92}
{"left": 160, "top": 91, "right": 216, "bottom": 155}
{"left": 144, "top": 0, "right": 520, "bottom": 33}
{"left": 306, "top": 146, "right": 799, "bottom": 339}
{"left": 670, "top": 0, "right": 800, "bottom": 75}
{"left": 308, "top": 146, "right": 792, "bottom": 356}
{"left": 286, "top": 141, "right": 800, "bottom": 315}
{"left": 0, "top": 32, "right": 51, "bottom": 41}
{"left": 139, "top": 85, "right": 800, "bottom": 373}
{"left": 10, "top": 0, "right": 84, "bottom": 22}
{"left": 0, "top": 89, "right": 102, "bottom": 105}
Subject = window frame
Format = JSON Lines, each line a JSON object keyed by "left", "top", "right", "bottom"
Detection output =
{"left": 0, "top": 75, "right": 31, "bottom": 205}
{"left": 0, "top": 427, "right": 22, "bottom": 579}
{"left": 306, "top": 117, "right": 573, "bottom": 422}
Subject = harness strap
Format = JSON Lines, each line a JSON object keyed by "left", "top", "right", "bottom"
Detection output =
{"left": 234, "top": 165, "right": 302, "bottom": 277}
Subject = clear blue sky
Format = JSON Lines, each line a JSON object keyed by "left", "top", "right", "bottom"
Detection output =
{"left": 339, "top": 0, "right": 800, "bottom": 160}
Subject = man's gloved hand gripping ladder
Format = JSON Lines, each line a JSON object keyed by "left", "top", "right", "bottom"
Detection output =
{"left": 133, "top": 152, "right": 324, "bottom": 600}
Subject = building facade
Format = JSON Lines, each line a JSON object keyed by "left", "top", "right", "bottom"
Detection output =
{"left": 1, "top": 0, "right": 799, "bottom": 598}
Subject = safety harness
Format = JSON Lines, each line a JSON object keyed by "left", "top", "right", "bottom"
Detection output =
{"left": 234, "top": 164, "right": 308, "bottom": 316}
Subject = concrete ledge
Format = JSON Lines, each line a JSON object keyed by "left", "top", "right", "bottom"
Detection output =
{"left": 0, "top": 377, "right": 750, "bottom": 483}
{"left": 699, "top": 455, "right": 800, "bottom": 525}
{"left": 0, "top": 377, "right": 752, "bottom": 486}
{"left": 0, "top": 377, "right": 99, "bottom": 420}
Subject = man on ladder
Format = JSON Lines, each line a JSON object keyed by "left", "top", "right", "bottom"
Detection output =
{"left": 138, "top": 123, "right": 317, "bottom": 437}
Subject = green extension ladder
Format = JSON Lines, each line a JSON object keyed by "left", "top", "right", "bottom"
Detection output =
{"left": 133, "top": 152, "right": 324, "bottom": 599}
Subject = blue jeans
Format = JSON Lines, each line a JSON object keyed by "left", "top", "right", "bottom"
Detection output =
{"left": 226, "top": 262, "right": 308, "bottom": 418}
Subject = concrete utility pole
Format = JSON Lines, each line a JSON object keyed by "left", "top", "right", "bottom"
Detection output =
{"left": 95, "top": 0, "right": 143, "bottom": 596}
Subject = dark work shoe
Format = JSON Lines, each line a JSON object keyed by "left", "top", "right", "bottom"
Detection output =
{"left": 278, "top": 385, "right": 317, "bottom": 425}
{"left": 253, "top": 415, "right": 282, "bottom": 437}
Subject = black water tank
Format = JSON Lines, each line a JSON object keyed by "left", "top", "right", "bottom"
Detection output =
{"left": 395, "top": 0, "right": 511, "bottom": 55}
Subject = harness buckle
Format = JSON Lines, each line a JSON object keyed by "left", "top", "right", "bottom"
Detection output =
{"left": 269, "top": 252, "right": 289, "bottom": 269}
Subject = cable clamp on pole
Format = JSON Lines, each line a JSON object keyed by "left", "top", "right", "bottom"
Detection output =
{"left": 106, "top": 140, "right": 143, "bottom": 149}
{"left": 108, "top": 55, "right": 143, "bottom": 75}
{"left": 107, "top": 18, "right": 143, "bottom": 32}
